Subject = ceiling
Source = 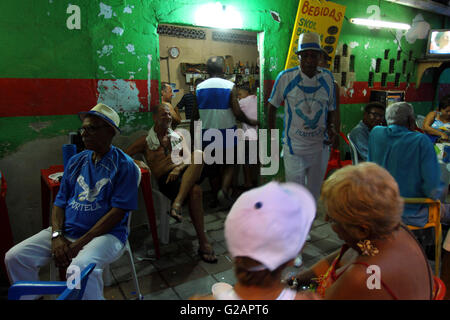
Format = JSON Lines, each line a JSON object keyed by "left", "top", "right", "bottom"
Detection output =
{"left": 385, "top": 0, "right": 450, "bottom": 16}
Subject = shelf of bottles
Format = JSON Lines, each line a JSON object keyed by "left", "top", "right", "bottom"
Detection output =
{"left": 226, "top": 61, "right": 260, "bottom": 87}
{"left": 184, "top": 61, "right": 259, "bottom": 88}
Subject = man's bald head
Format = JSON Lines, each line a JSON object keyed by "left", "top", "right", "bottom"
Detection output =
{"left": 206, "top": 56, "right": 225, "bottom": 76}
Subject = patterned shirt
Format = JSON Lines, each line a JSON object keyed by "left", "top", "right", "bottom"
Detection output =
{"left": 268, "top": 66, "right": 336, "bottom": 155}
{"left": 54, "top": 146, "right": 139, "bottom": 243}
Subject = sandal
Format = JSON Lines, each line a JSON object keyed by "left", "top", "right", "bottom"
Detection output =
{"left": 168, "top": 203, "right": 183, "bottom": 223}
{"left": 198, "top": 246, "right": 218, "bottom": 264}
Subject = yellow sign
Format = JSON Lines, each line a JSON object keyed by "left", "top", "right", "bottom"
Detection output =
{"left": 285, "top": 0, "right": 346, "bottom": 70}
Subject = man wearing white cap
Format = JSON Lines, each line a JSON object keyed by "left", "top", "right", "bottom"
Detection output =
{"left": 268, "top": 32, "right": 339, "bottom": 201}
{"left": 5, "top": 103, "right": 140, "bottom": 299}
{"left": 191, "top": 182, "right": 319, "bottom": 300}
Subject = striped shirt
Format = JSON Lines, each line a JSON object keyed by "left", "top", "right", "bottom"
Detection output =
{"left": 268, "top": 66, "right": 336, "bottom": 155}
{"left": 196, "top": 77, "right": 237, "bottom": 149}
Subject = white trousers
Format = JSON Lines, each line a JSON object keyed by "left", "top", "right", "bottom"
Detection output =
{"left": 4, "top": 227, "right": 124, "bottom": 300}
{"left": 283, "top": 145, "right": 330, "bottom": 201}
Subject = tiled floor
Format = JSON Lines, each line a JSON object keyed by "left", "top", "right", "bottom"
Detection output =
{"left": 3, "top": 189, "right": 443, "bottom": 300}
{"left": 94, "top": 191, "right": 344, "bottom": 300}
{"left": 0, "top": 188, "right": 342, "bottom": 300}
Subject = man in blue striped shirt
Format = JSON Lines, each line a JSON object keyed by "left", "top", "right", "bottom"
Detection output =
{"left": 268, "top": 32, "right": 339, "bottom": 201}
{"left": 191, "top": 56, "right": 258, "bottom": 208}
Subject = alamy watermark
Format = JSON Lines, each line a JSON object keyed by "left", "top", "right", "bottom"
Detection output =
{"left": 171, "top": 121, "right": 280, "bottom": 176}
{"left": 366, "top": 265, "right": 381, "bottom": 290}
{"left": 66, "top": 265, "right": 81, "bottom": 290}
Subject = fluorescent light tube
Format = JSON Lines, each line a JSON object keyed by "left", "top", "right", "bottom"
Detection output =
{"left": 350, "top": 18, "right": 411, "bottom": 30}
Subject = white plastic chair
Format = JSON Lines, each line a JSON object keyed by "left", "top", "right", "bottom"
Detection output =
{"left": 103, "top": 164, "right": 143, "bottom": 299}
{"left": 51, "top": 164, "right": 143, "bottom": 300}
{"left": 416, "top": 115, "right": 425, "bottom": 130}
{"left": 347, "top": 133, "right": 359, "bottom": 165}
{"left": 149, "top": 173, "right": 171, "bottom": 245}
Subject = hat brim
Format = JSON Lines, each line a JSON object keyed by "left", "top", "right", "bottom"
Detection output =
{"left": 295, "top": 47, "right": 323, "bottom": 55}
{"left": 79, "top": 111, "right": 121, "bottom": 134}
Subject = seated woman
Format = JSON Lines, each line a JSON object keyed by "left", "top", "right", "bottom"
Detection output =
{"left": 293, "top": 163, "right": 436, "bottom": 299}
{"left": 191, "top": 182, "right": 319, "bottom": 300}
{"left": 423, "top": 94, "right": 450, "bottom": 142}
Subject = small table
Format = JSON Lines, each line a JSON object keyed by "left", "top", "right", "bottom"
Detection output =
{"left": 40, "top": 165, "right": 161, "bottom": 259}
{"left": 0, "top": 171, "right": 14, "bottom": 280}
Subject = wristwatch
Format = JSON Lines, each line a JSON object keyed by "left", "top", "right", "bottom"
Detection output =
{"left": 51, "top": 230, "right": 63, "bottom": 240}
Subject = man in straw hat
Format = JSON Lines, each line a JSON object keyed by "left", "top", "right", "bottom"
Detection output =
{"left": 268, "top": 32, "right": 339, "bottom": 202}
{"left": 5, "top": 103, "right": 140, "bottom": 299}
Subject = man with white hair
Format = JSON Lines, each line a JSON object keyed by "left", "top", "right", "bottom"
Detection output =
{"left": 368, "top": 101, "right": 444, "bottom": 227}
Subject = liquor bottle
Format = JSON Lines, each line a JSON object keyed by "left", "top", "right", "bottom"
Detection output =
{"left": 245, "top": 61, "right": 250, "bottom": 75}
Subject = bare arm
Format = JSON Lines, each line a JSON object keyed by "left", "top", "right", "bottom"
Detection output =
{"left": 125, "top": 135, "right": 146, "bottom": 157}
{"left": 173, "top": 105, "right": 182, "bottom": 125}
{"left": 124, "top": 136, "right": 150, "bottom": 169}
{"left": 294, "top": 249, "right": 340, "bottom": 286}
{"left": 230, "top": 87, "right": 259, "bottom": 126}
{"left": 423, "top": 111, "right": 447, "bottom": 139}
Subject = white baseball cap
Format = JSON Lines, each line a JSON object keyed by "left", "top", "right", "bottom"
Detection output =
{"left": 225, "top": 181, "right": 316, "bottom": 271}
{"left": 79, "top": 103, "right": 121, "bottom": 134}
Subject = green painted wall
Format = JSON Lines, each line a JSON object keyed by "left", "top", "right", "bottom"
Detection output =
{"left": 0, "top": 0, "right": 448, "bottom": 161}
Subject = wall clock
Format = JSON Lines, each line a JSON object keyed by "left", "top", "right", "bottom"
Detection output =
{"left": 169, "top": 46, "right": 180, "bottom": 58}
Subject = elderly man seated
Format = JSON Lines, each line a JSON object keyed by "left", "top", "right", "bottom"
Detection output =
{"left": 368, "top": 101, "right": 450, "bottom": 228}
{"left": 349, "top": 101, "right": 385, "bottom": 161}
{"left": 5, "top": 103, "right": 140, "bottom": 300}
{"left": 125, "top": 104, "right": 217, "bottom": 263}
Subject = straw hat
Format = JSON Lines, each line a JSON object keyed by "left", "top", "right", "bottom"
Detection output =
{"left": 79, "top": 103, "right": 121, "bottom": 134}
{"left": 295, "top": 32, "right": 322, "bottom": 54}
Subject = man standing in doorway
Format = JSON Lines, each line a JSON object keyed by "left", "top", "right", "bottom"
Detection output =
{"left": 191, "top": 56, "right": 258, "bottom": 208}
{"left": 268, "top": 32, "right": 339, "bottom": 201}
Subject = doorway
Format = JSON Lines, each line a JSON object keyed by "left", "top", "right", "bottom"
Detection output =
{"left": 157, "top": 23, "right": 262, "bottom": 123}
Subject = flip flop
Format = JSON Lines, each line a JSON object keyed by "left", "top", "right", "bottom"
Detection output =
{"left": 168, "top": 203, "right": 182, "bottom": 223}
{"left": 198, "top": 246, "right": 218, "bottom": 264}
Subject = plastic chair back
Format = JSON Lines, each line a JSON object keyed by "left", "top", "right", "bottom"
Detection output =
{"left": 324, "top": 132, "right": 352, "bottom": 178}
{"left": 8, "top": 263, "right": 96, "bottom": 300}
{"left": 347, "top": 133, "right": 359, "bottom": 165}
{"left": 416, "top": 115, "right": 425, "bottom": 130}
{"left": 433, "top": 276, "right": 446, "bottom": 300}
{"left": 403, "top": 197, "right": 442, "bottom": 277}
{"left": 103, "top": 163, "right": 143, "bottom": 299}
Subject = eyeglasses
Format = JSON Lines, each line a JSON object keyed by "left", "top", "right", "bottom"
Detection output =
{"left": 368, "top": 111, "right": 384, "bottom": 119}
{"left": 79, "top": 125, "right": 109, "bottom": 135}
